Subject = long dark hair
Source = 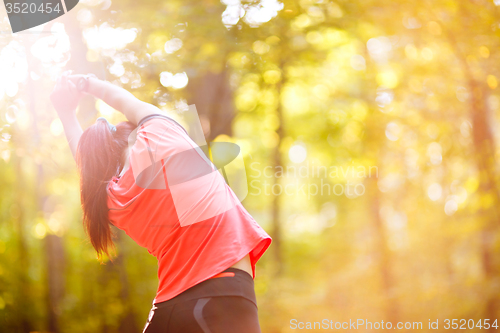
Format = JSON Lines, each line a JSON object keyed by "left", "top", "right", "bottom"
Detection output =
{"left": 76, "top": 120, "right": 135, "bottom": 260}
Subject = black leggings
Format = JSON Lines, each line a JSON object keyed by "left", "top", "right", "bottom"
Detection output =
{"left": 142, "top": 268, "right": 262, "bottom": 333}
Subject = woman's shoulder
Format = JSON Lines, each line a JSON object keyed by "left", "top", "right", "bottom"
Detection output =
{"left": 137, "top": 113, "right": 188, "bottom": 135}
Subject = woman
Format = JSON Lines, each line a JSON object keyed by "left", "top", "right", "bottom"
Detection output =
{"left": 50, "top": 72, "right": 272, "bottom": 333}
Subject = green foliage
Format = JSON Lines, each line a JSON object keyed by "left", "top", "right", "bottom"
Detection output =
{"left": 1, "top": 0, "right": 500, "bottom": 331}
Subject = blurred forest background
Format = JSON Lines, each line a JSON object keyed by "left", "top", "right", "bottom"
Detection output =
{"left": 1, "top": 0, "right": 500, "bottom": 332}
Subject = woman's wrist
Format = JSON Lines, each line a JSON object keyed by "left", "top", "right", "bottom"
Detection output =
{"left": 85, "top": 76, "right": 106, "bottom": 99}
{"left": 56, "top": 108, "right": 78, "bottom": 122}
{"left": 76, "top": 74, "right": 98, "bottom": 94}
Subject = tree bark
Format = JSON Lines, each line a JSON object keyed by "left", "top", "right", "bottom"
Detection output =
{"left": 115, "top": 231, "right": 139, "bottom": 333}
{"left": 187, "top": 69, "right": 235, "bottom": 142}
{"left": 447, "top": 31, "right": 500, "bottom": 328}
{"left": 44, "top": 234, "right": 66, "bottom": 333}
{"left": 270, "top": 77, "right": 284, "bottom": 276}
{"left": 369, "top": 177, "right": 399, "bottom": 324}
{"left": 12, "top": 152, "right": 34, "bottom": 333}
{"left": 23, "top": 29, "right": 66, "bottom": 332}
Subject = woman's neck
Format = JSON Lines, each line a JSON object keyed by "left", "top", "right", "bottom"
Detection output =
{"left": 119, "top": 147, "right": 131, "bottom": 177}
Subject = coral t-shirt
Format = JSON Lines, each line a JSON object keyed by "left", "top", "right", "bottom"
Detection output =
{"left": 106, "top": 114, "right": 272, "bottom": 304}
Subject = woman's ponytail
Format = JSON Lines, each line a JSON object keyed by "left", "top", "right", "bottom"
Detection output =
{"left": 76, "top": 120, "right": 135, "bottom": 260}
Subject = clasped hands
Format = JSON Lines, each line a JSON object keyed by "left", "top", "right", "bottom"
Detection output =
{"left": 50, "top": 70, "right": 96, "bottom": 118}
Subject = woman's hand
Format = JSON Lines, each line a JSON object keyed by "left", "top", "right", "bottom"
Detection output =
{"left": 66, "top": 73, "right": 98, "bottom": 92}
{"left": 50, "top": 71, "right": 83, "bottom": 118}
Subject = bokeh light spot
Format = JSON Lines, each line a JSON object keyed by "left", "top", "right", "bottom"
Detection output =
{"left": 289, "top": 144, "right": 307, "bottom": 163}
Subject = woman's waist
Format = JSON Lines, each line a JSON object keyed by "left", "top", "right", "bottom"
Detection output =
{"left": 229, "top": 254, "right": 252, "bottom": 277}
{"left": 154, "top": 267, "right": 256, "bottom": 307}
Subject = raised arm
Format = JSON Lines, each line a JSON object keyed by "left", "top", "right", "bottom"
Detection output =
{"left": 68, "top": 74, "right": 158, "bottom": 126}
{"left": 50, "top": 72, "right": 160, "bottom": 160}
{"left": 50, "top": 73, "right": 84, "bottom": 160}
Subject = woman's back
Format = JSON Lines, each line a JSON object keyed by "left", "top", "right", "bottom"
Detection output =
{"left": 106, "top": 115, "right": 271, "bottom": 304}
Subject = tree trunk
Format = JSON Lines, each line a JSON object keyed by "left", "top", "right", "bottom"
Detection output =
{"left": 467, "top": 80, "right": 499, "bottom": 327}
{"left": 23, "top": 31, "right": 66, "bottom": 332}
{"left": 61, "top": 9, "right": 99, "bottom": 126}
{"left": 369, "top": 177, "right": 399, "bottom": 324}
{"left": 270, "top": 77, "right": 284, "bottom": 276}
{"left": 448, "top": 32, "right": 500, "bottom": 328}
{"left": 187, "top": 69, "right": 235, "bottom": 142}
{"left": 44, "top": 234, "right": 66, "bottom": 333}
{"left": 13, "top": 152, "right": 34, "bottom": 333}
{"left": 115, "top": 231, "right": 139, "bottom": 333}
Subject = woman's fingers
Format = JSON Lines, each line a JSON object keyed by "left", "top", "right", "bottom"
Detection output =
{"left": 62, "top": 75, "right": 69, "bottom": 89}
{"left": 68, "top": 81, "right": 79, "bottom": 94}
{"left": 54, "top": 77, "right": 61, "bottom": 90}
{"left": 67, "top": 75, "right": 83, "bottom": 87}
{"left": 55, "top": 72, "right": 92, "bottom": 95}
{"left": 61, "top": 70, "right": 75, "bottom": 89}
{"left": 51, "top": 77, "right": 64, "bottom": 96}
